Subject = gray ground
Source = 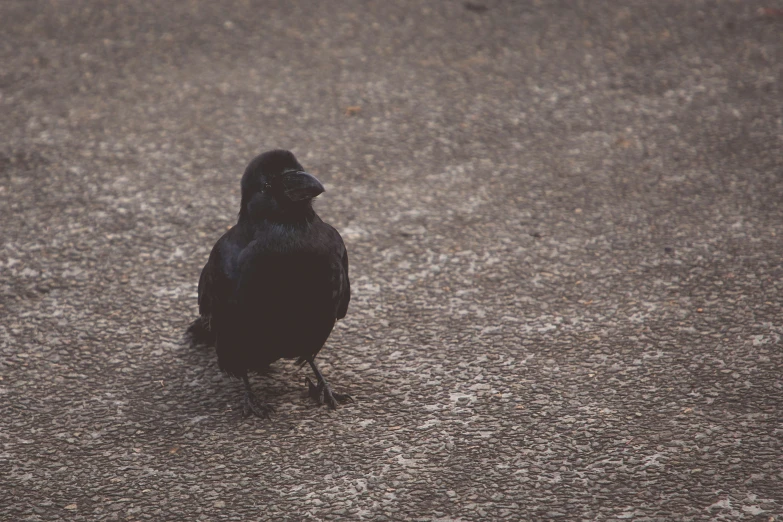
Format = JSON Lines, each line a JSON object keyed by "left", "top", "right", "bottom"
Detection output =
{"left": 1, "top": 0, "right": 782, "bottom": 520}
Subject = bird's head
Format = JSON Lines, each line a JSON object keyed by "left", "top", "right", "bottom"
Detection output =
{"left": 239, "top": 149, "right": 325, "bottom": 222}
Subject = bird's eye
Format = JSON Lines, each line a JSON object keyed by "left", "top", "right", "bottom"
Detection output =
{"left": 262, "top": 182, "right": 272, "bottom": 191}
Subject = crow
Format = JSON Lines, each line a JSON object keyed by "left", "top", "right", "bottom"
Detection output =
{"left": 188, "top": 149, "right": 352, "bottom": 418}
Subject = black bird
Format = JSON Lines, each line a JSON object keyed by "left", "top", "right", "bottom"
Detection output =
{"left": 188, "top": 150, "right": 352, "bottom": 418}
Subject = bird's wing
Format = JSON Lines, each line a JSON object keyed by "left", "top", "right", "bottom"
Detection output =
{"left": 197, "top": 243, "right": 221, "bottom": 318}
{"left": 316, "top": 222, "right": 351, "bottom": 320}
{"left": 198, "top": 229, "right": 240, "bottom": 320}
{"left": 335, "top": 244, "right": 351, "bottom": 320}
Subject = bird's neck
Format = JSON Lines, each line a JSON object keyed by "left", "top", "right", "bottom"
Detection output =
{"left": 238, "top": 204, "right": 317, "bottom": 229}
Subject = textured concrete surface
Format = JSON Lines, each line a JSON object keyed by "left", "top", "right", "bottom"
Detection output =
{"left": 2, "top": 1, "right": 782, "bottom": 520}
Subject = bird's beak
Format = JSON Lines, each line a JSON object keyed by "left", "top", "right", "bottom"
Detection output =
{"left": 281, "top": 171, "right": 325, "bottom": 202}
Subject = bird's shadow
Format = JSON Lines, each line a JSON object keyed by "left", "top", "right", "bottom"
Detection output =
{"left": 125, "top": 329, "right": 316, "bottom": 426}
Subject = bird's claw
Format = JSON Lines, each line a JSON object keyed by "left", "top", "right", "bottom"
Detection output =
{"left": 305, "top": 377, "right": 353, "bottom": 409}
{"left": 241, "top": 391, "right": 275, "bottom": 419}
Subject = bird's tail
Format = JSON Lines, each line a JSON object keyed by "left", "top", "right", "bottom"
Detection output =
{"left": 185, "top": 316, "right": 215, "bottom": 348}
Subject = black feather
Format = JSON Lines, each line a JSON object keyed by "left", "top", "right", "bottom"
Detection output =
{"left": 189, "top": 150, "right": 353, "bottom": 417}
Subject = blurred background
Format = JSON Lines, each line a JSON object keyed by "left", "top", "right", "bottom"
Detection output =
{"left": 2, "top": 1, "right": 782, "bottom": 520}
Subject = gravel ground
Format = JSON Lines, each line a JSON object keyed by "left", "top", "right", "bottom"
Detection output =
{"left": 1, "top": 1, "right": 782, "bottom": 520}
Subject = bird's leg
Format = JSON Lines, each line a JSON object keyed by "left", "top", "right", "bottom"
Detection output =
{"left": 305, "top": 359, "right": 353, "bottom": 409}
{"left": 240, "top": 375, "right": 275, "bottom": 419}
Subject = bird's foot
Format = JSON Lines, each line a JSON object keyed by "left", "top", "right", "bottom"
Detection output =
{"left": 305, "top": 377, "right": 353, "bottom": 409}
{"left": 241, "top": 391, "right": 275, "bottom": 419}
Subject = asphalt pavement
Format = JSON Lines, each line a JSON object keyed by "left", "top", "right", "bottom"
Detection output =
{"left": 1, "top": 1, "right": 782, "bottom": 520}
